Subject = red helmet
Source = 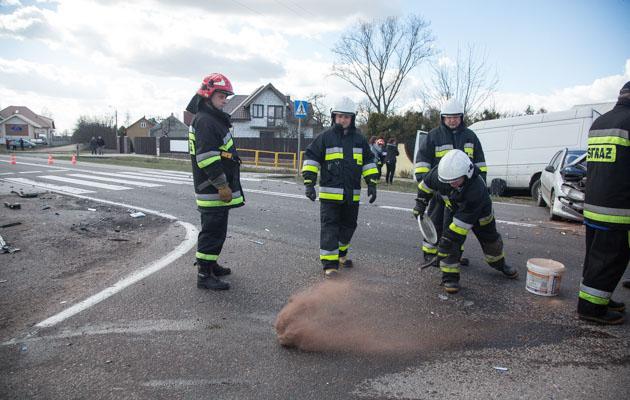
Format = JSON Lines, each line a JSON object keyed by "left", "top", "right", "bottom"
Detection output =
{"left": 197, "top": 73, "right": 234, "bottom": 98}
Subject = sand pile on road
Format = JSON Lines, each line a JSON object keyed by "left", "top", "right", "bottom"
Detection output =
{"left": 274, "top": 278, "right": 478, "bottom": 355}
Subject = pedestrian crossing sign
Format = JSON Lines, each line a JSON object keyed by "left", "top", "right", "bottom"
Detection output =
{"left": 294, "top": 100, "right": 308, "bottom": 119}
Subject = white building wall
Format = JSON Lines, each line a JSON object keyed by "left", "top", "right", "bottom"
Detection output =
{"left": 231, "top": 89, "right": 286, "bottom": 138}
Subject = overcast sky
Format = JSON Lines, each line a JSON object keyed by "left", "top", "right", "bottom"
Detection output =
{"left": 1, "top": 0, "right": 629, "bottom": 133}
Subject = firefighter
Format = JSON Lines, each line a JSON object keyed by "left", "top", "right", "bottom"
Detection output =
{"left": 414, "top": 99, "right": 487, "bottom": 262}
{"left": 302, "top": 97, "right": 379, "bottom": 277}
{"left": 186, "top": 73, "right": 244, "bottom": 291}
{"left": 577, "top": 81, "right": 630, "bottom": 325}
{"left": 413, "top": 149, "right": 517, "bottom": 293}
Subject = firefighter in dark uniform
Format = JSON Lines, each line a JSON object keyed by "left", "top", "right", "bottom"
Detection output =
{"left": 415, "top": 99, "right": 487, "bottom": 262}
{"left": 577, "top": 81, "right": 630, "bottom": 325}
{"left": 186, "top": 73, "right": 244, "bottom": 291}
{"left": 413, "top": 150, "right": 517, "bottom": 293}
{"left": 302, "top": 98, "right": 379, "bottom": 277}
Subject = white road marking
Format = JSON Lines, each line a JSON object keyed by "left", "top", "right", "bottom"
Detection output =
{"left": 125, "top": 170, "right": 192, "bottom": 179}
{"left": 2, "top": 177, "right": 95, "bottom": 194}
{"left": 0, "top": 172, "right": 14, "bottom": 175}
{"left": 87, "top": 171, "right": 190, "bottom": 185}
{"left": 0, "top": 159, "right": 70, "bottom": 170}
{"left": 19, "top": 170, "right": 43, "bottom": 174}
{"left": 118, "top": 171, "right": 192, "bottom": 182}
{"left": 29, "top": 196, "right": 198, "bottom": 329}
{"left": 40, "top": 175, "right": 132, "bottom": 191}
{"left": 68, "top": 173, "right": 163, "bottom": 187}
{"left": 245, "top": 188, "right": 306, "bottom": 199}
{"left": 377, "top": 205, "right": 537, "bottom": 227}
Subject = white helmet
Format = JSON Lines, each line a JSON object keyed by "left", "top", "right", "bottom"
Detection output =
{"left": 331, "top": 97, "right": 356, "bottom": 116}
{"left": 438, "top": 149, "right": 474, "bottom": 183}
{"left": 440, "top": 98, "right": 464, "bottom": 116}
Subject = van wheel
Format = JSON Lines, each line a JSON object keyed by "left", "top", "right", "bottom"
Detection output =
{"left": 549, "top": 191, "right": 560, "bottom": 221}
{"left": 490, "top": 179, "right": 507, "bottom": 196}
{"left": 532, "top": 180, "right": 545, "bottom": 207}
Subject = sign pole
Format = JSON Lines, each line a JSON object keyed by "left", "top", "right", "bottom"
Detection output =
{"left": 296, "top": 117, "right": 302, "bottom": 175}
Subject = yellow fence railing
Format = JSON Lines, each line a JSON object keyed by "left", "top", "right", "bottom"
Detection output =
{"left": 239, "top": 149, "right": 306, "bottom": 170}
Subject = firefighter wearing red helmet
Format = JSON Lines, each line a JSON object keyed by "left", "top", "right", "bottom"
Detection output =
{"left": 186, "top": 73, "right": 243, "bottom": 291}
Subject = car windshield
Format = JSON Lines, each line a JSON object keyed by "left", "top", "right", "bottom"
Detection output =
{"left": 565, "top": 150, "right": 586, "bottom": 165}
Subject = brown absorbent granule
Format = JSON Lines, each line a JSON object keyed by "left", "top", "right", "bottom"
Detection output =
{"left": 274, "top": 278, "right": 477, "bottom": 355}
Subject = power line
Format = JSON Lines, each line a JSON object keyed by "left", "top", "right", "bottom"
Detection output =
{"left": 232, "top": 0, "right": 265, "bottom": 16}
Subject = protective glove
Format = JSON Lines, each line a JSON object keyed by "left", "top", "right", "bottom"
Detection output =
{"left": 305, "top": 185, "right": 316, "bottom": 201}
{"left": 413, "top": 197, "right": 428, "bottom": 218}
{"left": 368, "top": 184, "right": 377, "bottom": 203}
{"left": 217, "top": 185, "right": 232, "bottom": 202}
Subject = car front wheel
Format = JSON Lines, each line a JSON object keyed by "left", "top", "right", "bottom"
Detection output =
{"left": 549, "top": 190, "right": 560, "bottom": 221}
{"left": 532, "top": 180, "right": 545, "bottom": 207}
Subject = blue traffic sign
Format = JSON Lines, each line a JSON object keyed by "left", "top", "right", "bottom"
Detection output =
{"left": 294, "top": 100, "right": 308, "bottom": 119}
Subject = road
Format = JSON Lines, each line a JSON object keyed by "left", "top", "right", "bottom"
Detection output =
{"left": 1, "top": 155, "right": 629, "bottom": 399}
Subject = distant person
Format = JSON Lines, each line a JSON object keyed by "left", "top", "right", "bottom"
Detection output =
{"left": 186, "top": 72, "right": 244, "bottom": 291}
{"left": 577, "top": 81, "right": 630, "bottom": 325}
{"left": 5, "top": 138, "right": 9, "bottom": 151}
{"left": 414, "top": 98, "right": 487, "bottom": 264}
{"left": 96, "top": 136, "right": 105, "bottom": 155}
{"left": 19, "top": 138, "right": 24, "bottom": 151}
{"left": 384, "top": 138, "right": 399, "bottom": 184}
{"left": 413, "top": 150, "right": 517, "bottom": 294}
{"left": 89, "top": 136, "right": 97, "bottom": 155}
{"left": 302, "top": 97, "right": 378, "bottom": 277}
{"left": 370, "top": 137, "right": 385, "bottom": 179}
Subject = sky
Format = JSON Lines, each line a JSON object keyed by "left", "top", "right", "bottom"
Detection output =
{"left": 0, "top": 0, "right": 629, "bottom": 134}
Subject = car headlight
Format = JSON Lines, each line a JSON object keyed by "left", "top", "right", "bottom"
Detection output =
{"left": 561, "top": 183, "right": 585, "bottom": 202}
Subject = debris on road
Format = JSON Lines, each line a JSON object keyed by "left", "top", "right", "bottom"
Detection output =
{"left": 438, "top": 294, "right": 448, "bottom": 301}
{"left": 88, "top": 208, "right": 97, "bottom": 212}
{"left": 4, "top": 202, "right": 21, "bottom": 209}
{"left": 1, "top": 222, "right": 22, "bottom": 228}
{"left": 129, "top": 211, "right": 146, "bottom": 218}
{"left": 248, "top": 239, "right": 265, "bottom": 245}
{"left": 11, "top": 190, "right": 38, "bottom": 198}
{"left": 41, "top": 205, "right": 51, "bottom": 210}
{"left": 493, "top": 366, "right": 509, "bottom": 372}
{"left": 0, "top": 235, "right": 21, "bottom": 254}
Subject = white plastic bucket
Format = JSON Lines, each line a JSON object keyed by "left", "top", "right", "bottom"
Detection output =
{"left": 525, "top": 258, "right": 566, "bottom": 296}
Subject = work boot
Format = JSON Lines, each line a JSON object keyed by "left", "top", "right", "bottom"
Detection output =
{"left": 578, "top": 309, "right": 624, "bottom": 325}
{"left": 608, "top": 299, "right": 626, "bottom": 313}
{"left": 441, "top": 274, "right": 460, "bottom": 294}
{"left": 459, "top": 257, "right": 469, "bottom": 266}
{"left": 339, "top": 256, "right": 353, "bottom": 268}
{"left": 212, "top": 264, "right": 231, "bottom": 276}
{"left": 494, "top": 263, "right": 518, "bottom": 279}
{"left": 324, "top": 267, "right": 339, "bottom": 278}
{"left": 197, "top": 264, "right": 230, "bottom": 290}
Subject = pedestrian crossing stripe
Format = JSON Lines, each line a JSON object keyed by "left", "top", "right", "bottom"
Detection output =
{"left": 40, "top": 175, "right": 132, "bottom": 191}
{"left": 3, "top": 177, "right": 95, "bottom": 194}
{"left": 68, "top": 174, "right": 163, "bottom": 187}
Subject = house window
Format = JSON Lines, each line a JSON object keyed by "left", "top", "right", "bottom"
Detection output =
{"left": 252, "top": 104, "right": 264, "bottom": 118}
{"left": 268, "top": 105, "right": 284, "bottom": 119}
{"left": 140, "top": 121, "right": 146, "bottom": 128}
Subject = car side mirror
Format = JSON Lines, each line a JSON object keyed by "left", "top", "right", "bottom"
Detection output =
{"left": 545, "top": 165, "right": 555, "bottom": 173}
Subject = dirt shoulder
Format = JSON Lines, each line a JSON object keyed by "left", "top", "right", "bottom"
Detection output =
{"left": 0, "top": 191, "right": 184, "bottom": 342}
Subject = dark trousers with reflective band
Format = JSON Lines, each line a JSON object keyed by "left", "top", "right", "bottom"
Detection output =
{"left": 196, "top": 207, "right": 229, "bottom": 267}
{"left": 440, "top": 216, "right": 504, "bottom": 281}
{"left": 578, "top": 227, "right": 630, "bottom": 316}
{"left": 320, "top": 201, "right": 359, "bottom": 269}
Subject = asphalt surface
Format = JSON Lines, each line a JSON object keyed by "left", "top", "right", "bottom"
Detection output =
{"left": 1, "top": 154, "right": 629, "bottom": 399}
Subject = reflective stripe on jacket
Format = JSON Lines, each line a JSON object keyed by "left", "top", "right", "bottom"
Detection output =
{"left": 302, "top": 125, "right": 378, "bottom": 203}
{"left": 189, "top": 107, "right": 244, "bottom": 209}
{"left": 414, "top": 122, "right": 487, "bottom": 182}
{"left": 584, "top": 101, "right": 630, "bottom": 229}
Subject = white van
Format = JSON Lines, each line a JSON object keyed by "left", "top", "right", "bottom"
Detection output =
{"left": 468, "top": 102, "right": 614, "bottom": 197}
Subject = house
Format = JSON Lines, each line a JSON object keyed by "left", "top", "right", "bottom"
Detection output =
{"left": 0, "top": 106, "right": 55, "bottom": 142}
{"left": 126, "top": 116, "right": 156, "bottom": 139}
{"left": 184, "top": 83, "right": 318, "bottom": 139}
{"left": 149, "top": 114, "right": 188, "bottom": 138}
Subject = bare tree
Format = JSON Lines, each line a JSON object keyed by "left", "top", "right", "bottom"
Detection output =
{"left": 306, "top": 93, "right": 330, "bottom": 129}
{"left": 422, "top": 44, "right": 499, "bottom": 116}
{"left": 332, "top": 15, "right": 435, "bottom": 115}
